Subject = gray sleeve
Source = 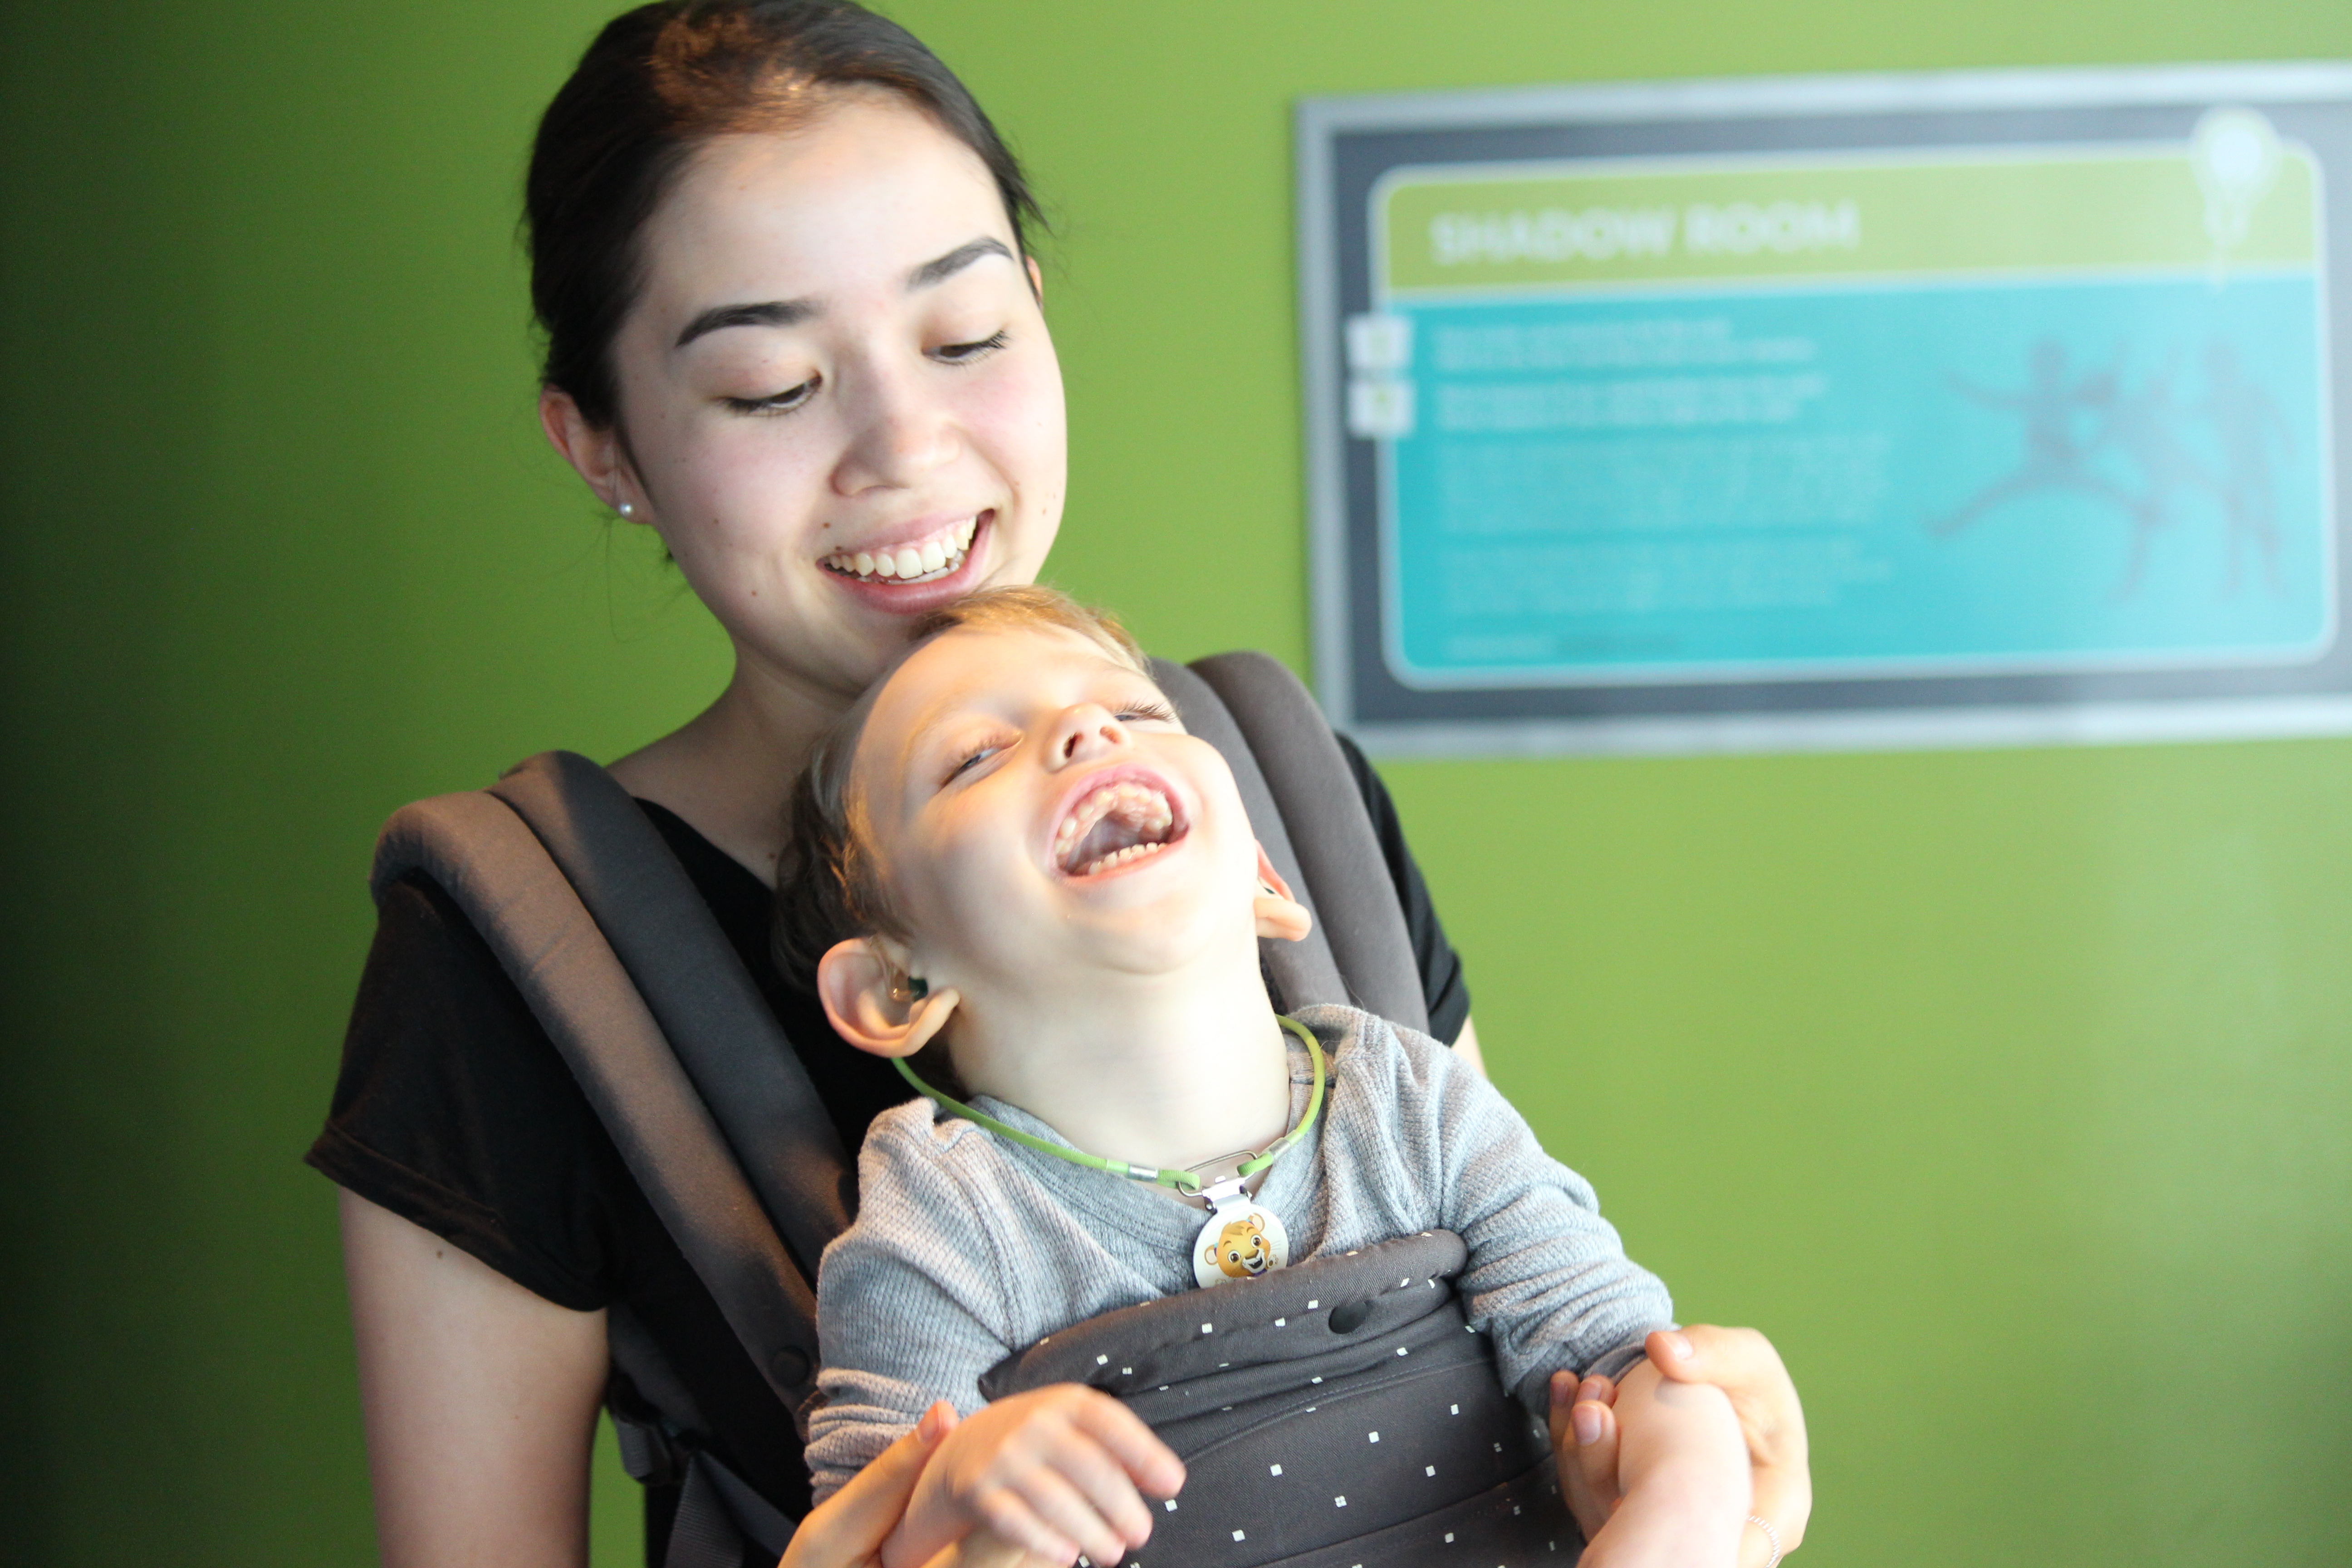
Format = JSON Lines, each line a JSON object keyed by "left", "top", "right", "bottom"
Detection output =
{"left": 806, "top": 1115, "right": 1018, "bottom": 1503}
{"left": 1383, "top": 1020, "right": 1676, "bottom": 1409}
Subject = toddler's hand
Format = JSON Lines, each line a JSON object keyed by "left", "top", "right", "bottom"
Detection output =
{"left": 1557, "top": 1361, "right": 1748, "bottom": 1568}
{"left": 1548, "top": 1367, "right": 1624, "bottom": 1540}
{"left": 881, "top": 1384, "right": 1185, "bottom": 1568}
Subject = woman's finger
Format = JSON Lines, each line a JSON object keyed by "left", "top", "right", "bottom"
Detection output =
{"left": 782, "top": 1401, "right": 959, "bottom": 1568}
{"left": 1647, "top": 1328, "right": 1801, "bottom": 1446}
{"left": 1647, "top": 1326, "right": 1809, "bottom": 1551}
{"left": 1745, "top": 1452, "right": 1811, "bottom": 1558}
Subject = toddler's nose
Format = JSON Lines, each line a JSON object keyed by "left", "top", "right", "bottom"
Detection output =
{"left": 1049, "top": 703, "right": 1131, "bottom": 766}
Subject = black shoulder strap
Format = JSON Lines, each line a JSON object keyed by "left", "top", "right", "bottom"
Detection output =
{"left": 1150, "top": 659, "right": 1349, "bottom": 1014}
{"left": 1183, "top": 652, "right": 1430, "bottom": 1035}
{"left": 486, "top": 753, "right": 853, "bottom": 1270}
{"left": 369, "top": 758, "right": 839, "bottom": 1414}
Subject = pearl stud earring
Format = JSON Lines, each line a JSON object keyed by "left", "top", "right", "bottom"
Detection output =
{"left": 617, "top": 501, "right": 634, "bottom": 518}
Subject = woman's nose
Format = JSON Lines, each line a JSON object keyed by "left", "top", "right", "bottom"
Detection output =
{"left": 831, "top": 360, "right": 957, "bottom": 494}
{"left": 1045, "top": 704, "right": 1131, "bottom": 769}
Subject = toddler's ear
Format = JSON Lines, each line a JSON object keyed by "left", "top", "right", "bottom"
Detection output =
{"left": 1253, "top": 847, "right": 1313, "bottom": 943}
{"left": 817, "top": 938, "right": 960, "bottom": 1058}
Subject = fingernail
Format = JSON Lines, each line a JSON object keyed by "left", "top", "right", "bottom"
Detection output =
{"left": 1572, "top": 1404, "right": 1603, "bottom": 1447}
{"left": 1550, "top": 1372, "right": 1574, "bottom": 1407}
{"left": 1664, "top": 1331, "right": 1694, "bottom": 1362}
{"left": 917, "top": 1401, "right": 952, "bottom": 1441}
{"left": 1578, "top": 1377, "right": 1608, "bottom": 1404}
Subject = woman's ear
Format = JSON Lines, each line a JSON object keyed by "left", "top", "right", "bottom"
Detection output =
{"left": 817, "top": 938, "right": 960, "bottom": 1058}
{"left": 1252, "top": 847, "right": 1313, "bottom": 943}
{"left": 538, "top": 385, "right": 645, "bottom": 522}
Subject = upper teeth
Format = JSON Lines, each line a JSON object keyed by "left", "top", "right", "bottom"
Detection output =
{"left": 1054, "top": 781, "right": 1177, "bottom": 876}
{"left": 825, "top": 516, "right": 979, "bottom": 583}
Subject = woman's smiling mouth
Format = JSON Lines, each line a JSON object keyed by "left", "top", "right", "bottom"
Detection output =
{"left": 823, "top": 512, "right": 984, "bottom": 584}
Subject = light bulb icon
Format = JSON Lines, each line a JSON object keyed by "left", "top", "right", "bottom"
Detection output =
{"left": 2192, "top": 107, "right": 2282, "bottom": 266}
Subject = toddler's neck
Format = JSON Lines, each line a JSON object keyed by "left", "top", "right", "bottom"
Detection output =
{"left": 949, "top": 953, "right": 1295, "bottom": 1179}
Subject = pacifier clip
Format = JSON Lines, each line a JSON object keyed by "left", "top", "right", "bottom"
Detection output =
{"left": 891, "top": 1015, "right": 1327, "bottom": 1290}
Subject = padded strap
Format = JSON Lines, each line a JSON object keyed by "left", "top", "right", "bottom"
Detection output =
{"left": 488, "top": 752, "right": 853, "bottom": 1275}
{"left": 663, "top": 1450, "right": 796, "bottom": 1568}
{"left": 1151, "top": 658, "right": 1348, "bottom": 1012}
{"left": 1189, "top": 652, "right": 1428, "bottom": 1034}
{"left": 371, "top": 788, "right": 822, "bottom": 1412}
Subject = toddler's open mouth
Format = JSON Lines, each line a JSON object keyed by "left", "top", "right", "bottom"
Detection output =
{"left": 1053, "top": 774, "right": 1187, "bottom": 878}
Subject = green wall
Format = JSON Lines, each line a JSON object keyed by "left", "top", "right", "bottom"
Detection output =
{"left": 4, "top": 1, "right": 2347, "bottom": 1563}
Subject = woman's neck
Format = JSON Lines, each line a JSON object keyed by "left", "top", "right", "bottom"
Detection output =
{"left": 606, "top": 647, "right": 849, "bottom": 887}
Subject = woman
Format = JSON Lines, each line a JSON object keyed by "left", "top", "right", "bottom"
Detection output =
{"left": 312, "top": 4, "right": 1810, "bottom": 1565}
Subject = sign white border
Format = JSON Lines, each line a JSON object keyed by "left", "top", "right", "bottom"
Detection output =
{"left": 1298, "top": 64, "right": 2352, "bottom": 756}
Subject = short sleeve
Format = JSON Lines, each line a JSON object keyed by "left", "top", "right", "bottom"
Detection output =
{"left": 1335, "top": 733, "right": 1472, "bottom": 1044}
{"left": 306, "top": 871, "right": 629, "bottom": 1310}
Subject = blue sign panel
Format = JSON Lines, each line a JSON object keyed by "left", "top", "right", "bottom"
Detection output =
{"left": 1297, "top": 69, "right": 2352, "bottom": 754}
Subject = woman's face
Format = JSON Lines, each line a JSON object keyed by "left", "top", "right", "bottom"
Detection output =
{"left": 579, "top": 93, "right": 1066, "bottom": 702}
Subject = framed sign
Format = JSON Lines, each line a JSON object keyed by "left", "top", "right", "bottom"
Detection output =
{"left": 1297, "top": 65, "right": 2352, "bottom": 754}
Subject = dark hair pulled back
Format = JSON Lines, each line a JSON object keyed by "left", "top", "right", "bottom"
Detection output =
{"left": 526, "top": 0, "right": 1043, "bottom": 428}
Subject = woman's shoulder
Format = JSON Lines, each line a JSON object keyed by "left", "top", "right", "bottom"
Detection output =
{"left": 313, "top": 868, "right": 629, "bottom": 1308}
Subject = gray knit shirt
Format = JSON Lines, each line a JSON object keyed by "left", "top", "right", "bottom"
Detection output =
{"left": 807, "top": 1004, "right": 1674, "bottom": 1501}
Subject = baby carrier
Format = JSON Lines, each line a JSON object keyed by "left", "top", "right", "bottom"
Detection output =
{"left": 372, "top": 652, "right": 1577, "bottom": 1568}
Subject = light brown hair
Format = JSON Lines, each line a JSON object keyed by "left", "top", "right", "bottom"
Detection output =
{"left": 772, "top": 584, "right": 1151, "bottom": 991}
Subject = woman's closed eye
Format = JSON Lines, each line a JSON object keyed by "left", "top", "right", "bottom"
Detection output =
{"left": 721, "top": 376, "right": 819, "bottom": 416}
{"left": 718, "top": 329, "right": 1001, "bottom": 414}
{"left": 932, "top": 329, "right": 1008, "bottom": 365}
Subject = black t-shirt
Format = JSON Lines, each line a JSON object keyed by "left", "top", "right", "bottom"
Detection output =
{"left": 308, "top": 735, "right": 1468, "bottom": 1521}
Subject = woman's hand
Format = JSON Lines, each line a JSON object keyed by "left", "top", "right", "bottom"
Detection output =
{"left": 882, "top": 1384, "right": 1185, "bottom": 1568}
{"left": 1549, "top": 1326, "right": 1810, "bottom": 1568}
{"left": 782, "top": 1401, "right": 962, "bottom": 1568}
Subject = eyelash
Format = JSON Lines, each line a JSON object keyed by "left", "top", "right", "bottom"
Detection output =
{"left": 721, "top": 332, "right": 1010, "bottom": 418}
{"left": 1117, "top": 701, "right": 1178, "bottom": 725}
{"left": 941, "top": 702, "right": 1176, "bottom": 784}
{"left": 935, "top": 329, "right": 1009, "bottom": 364}
{"left": 722, "top": 380, "right": 817, "bottom": 417}
{"left": 945, "top": 743, "right": 1002, "bottom": 782}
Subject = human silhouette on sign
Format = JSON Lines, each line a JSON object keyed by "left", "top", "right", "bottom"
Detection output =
{"left": 1933, "top": 336, "right": 2292, "bottom": 599}
{"left": 1933, "top": 339, "right": 2140, "bottom": 545}
{"left": 2200, "top": 340, "right": 2293, "bottom": 595}
{"left": 2075, "top": 357, "right": 2215, "bottom": 595}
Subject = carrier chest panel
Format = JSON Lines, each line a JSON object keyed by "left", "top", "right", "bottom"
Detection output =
{"left": 982, "top": 1231, "right": 1583, "bottom": 1568}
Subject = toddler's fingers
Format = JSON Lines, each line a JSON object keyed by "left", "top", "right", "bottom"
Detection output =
{"left": 1066, "top": 1390, "right": 1186, "bottom": 1498}
{"left": 1548, "top": 1371, "right": 1621, "bottom": 1542}
{"left": 999, "top": 1465, "right": 1127, "bottom": 1568}
{"left": 970, "top": 1484, "right": 1083, "bottom": 1568}
{"left": 1032, "top": 1426, "right": 1156, "bottom": 1549}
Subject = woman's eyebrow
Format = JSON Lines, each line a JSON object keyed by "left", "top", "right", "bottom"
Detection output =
{"left": 673, "top": 297, "right": 818, "bottom": 350}
{"left": 672, "top": 240, "right": 1011, "bottom": 348}
{"left": 906, "top": 236, "right": 1013, "bottom": 291}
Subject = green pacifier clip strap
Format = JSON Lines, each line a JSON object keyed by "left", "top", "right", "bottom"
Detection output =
{"left": 892, "top": 1014, "right": 1326, "bottom": 1198}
